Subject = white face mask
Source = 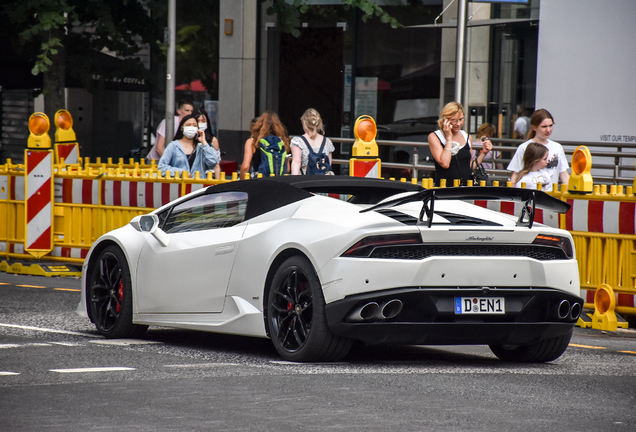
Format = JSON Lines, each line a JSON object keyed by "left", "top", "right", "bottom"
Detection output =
{"left": 198, "top": 123, "right": 207, "bottom": 131}
{"left": 183, "top": 126, "right": 198, "bottom": 139}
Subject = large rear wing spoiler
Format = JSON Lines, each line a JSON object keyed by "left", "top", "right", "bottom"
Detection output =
{"left": 361, "top": 186, "right": 571, "bottom": 229}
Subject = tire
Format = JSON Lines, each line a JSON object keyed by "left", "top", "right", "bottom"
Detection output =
{"left": 87, "top": 245, "right": 148, "bottom": 339}
{"left": 267, "top": 256, "right": 351, "bottom": 362}
{"left": 489, "top": 328, "right": 573, "bottom": 363}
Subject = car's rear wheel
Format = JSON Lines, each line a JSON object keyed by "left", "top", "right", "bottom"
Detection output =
{"left": 88, "top": 245, "right": 148, "bottom": 339}
{"left": 267, "top": 256, "right": 351, "bottom": 362}
{"left": 489, "top": 329, "right": 573, "bottom": 363}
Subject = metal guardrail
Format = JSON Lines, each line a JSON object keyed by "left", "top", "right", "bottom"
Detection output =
{"left": 330, "top": 137, "right": 636, "bottom": 186}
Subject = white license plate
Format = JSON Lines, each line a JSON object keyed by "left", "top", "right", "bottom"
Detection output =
{"left": 455, "top": 297, "right": 505, "bottom": 314}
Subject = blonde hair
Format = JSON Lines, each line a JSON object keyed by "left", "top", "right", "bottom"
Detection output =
{"left": 300, "top": 108, "right": 325, "bottom": 139}
{"left": 437, "top": 102, "right": 465, "bottom": 130}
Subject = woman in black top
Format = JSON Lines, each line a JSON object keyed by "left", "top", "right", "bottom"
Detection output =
{"left": 428, "top": 102, "right": 492, "bottom": 186}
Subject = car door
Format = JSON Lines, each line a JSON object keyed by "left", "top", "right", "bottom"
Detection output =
{"left": 135, "top": 190, "right": 248, "bottom": 313}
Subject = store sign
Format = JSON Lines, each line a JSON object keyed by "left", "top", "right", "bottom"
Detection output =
{"left": 354, "top": 77, "right": 378, "bottom": 120}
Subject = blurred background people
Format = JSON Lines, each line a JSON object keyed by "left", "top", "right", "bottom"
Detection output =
{"left": 240, "top": 111, "right": 291, "bottom": 178}
{"left": 473, "top": 122, "right": 501, "bottom": 170}
{"left": 194, "top": 108, "right": 222, "bottom": 179}
{"left": 291, "top": 108, "right": 334, "bottom": 175}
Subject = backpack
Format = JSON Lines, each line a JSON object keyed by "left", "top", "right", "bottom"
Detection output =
{"left": 300, "top": 136, "right": 332, "bottom": 175}
{"left": 258, "top": 136, "right": 288, "bottom": 176}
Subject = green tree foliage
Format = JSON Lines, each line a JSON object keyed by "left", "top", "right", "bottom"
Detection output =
{"left": 171, "top": 0, "right": 220, "bottom": 98}
{"left": 6, "top": 0, "right": 164, "bottom": 115}
{"left": 264, "top": 0, "right": 401, "bottom": 37}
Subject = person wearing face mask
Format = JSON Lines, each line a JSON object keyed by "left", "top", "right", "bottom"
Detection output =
{"left": 158, "top": 114, "right": 218, "bottom": 177}
{"left": 194, "top": 108, "right": 222, "bottom": 179}
{"left": 147, "top": 99, "right": 194, "bottom": 163}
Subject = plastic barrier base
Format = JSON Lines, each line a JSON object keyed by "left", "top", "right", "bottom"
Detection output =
{"left": 0, "top": 260, "right": 81, "bottom": 278}
{"left": 577, "top": 308, "right": 629, "bottom": 329}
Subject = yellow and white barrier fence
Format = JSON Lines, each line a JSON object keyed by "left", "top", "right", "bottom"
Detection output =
{"left": 2, "top": 112, "right": 635, "bottom": 330}
{"left": 0, "top": 160, "right": 236, "bottom": 266}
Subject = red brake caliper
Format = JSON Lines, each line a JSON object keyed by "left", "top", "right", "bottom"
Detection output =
{"left": 116, "top": 280, "right": 123, "bottom": 313}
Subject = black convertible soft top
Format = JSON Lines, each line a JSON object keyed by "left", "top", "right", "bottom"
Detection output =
{"left": 205, "top": 177, "right": 570, "bottom": 228}
{"left": 204, "top": 176, "right": 422, "bottom": 220}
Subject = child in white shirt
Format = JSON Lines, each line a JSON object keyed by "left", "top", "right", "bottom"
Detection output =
{"left": 514, "top": 142, "right": 552, "bottom": 191}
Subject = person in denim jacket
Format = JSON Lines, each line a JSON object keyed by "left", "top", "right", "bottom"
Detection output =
{"left": 158, "top": 114, "right": 219, "bottom": 178}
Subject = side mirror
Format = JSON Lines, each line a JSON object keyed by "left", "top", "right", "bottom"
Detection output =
{"left": 129, "top": 214, "right": 170, "bottom": 247}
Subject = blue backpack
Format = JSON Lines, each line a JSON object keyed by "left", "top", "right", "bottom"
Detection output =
{"left": 258, "top": 136, "right": 288, "bottom": 176}
{"left": 300, "top": 136, "right": 332, "bottom": 175}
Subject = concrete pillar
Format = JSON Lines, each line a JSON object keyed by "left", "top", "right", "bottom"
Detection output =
{"left": 440, "top": 1, "right": 490, "bottom": 130}
{"left": 218, "top": 0, "right": 258, "bottom": 163}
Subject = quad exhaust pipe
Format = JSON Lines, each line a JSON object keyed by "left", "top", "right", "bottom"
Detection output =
{"left": 557, "top": 299, "right": 582, "bottom": 320}
{"left": 346, "top": 299, "right": 403, "bottom": 322}
{"left": 347, "top": 302, "right": 380, "bottom": 322}
{"left": 558, "top": 300, "right": 570, "bottom": 319}
{"left": 377, "top": 299, "right": 403, "bottom": 320}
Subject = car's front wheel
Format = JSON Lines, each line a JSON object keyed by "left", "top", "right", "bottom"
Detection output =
{"left": 88, "top": 245, "right": 148, "bottom": 339}
{"left": 489, "top": 329, "right": 573, "bottom": 363}
{"left": 267, "top": 256, "right": 351, "bottom": 362}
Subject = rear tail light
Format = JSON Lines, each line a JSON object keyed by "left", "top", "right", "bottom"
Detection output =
{"left": 342, "top": 233, "right": 421, "bottom": 257}
{"left": 532, "top": 234, "right": 574, "bottom": 259}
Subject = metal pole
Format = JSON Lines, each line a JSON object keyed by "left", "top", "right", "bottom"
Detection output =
{"left": 165, "top": 0, "right": 176, "bottom": 142}
{"left": 455, "top": 0, "right": 468, "bottom": 107}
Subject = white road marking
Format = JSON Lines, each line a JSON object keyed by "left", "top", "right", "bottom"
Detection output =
{"left": 270, "top": 360, "right": 349, "bottom": 365}
{"left": 50, "top": 342, "right": 83, "bottom": 347}
{"left": 0, "top": 343, "right": 52, "bottom": 348}
{"left": 164, "top": 363, "right": 239, "bottom": 368}
{"left": 0, "top": 372, "right": 20, "bottom": 376}
{"left": 89, "top": 339, "right": 162, "bottom": 346}
{"left": 0, "top": 323, "right": 101, "bottom": 338}
{"left": 50, "top": 367, "right": 136, "bottom": 373}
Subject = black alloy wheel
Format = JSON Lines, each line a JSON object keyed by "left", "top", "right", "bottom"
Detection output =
{"left": 88, "top": 245, "right": 148, "bottom": 339}
{"left": 267, "top": 256, "right": 351, "bottom": 362}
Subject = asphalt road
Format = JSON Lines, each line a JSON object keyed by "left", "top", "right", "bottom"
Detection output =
{"left": 1, "top": 271, "right": 635, "bottom": 432}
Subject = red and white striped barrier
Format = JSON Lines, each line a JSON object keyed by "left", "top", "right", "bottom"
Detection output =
{"left": 350, "top": 159, "right": 380, "bottom": 178}
{"left": 3, "top": 174, "right": 26, "bottom": 201}
{"left": 25, "top": 150, "right": 54, "bottom": 254}
{"left": 54, "top": 178, "right": 99, "bottom": 204}
{"left": 565, "top": 199, "right": 636, "bottom": 234}
{"left": 0, "top": 242, "right": 25, "bottom": 255}
{"left": 55, "top": 143, "right": 80, "bottom": 165}
{"left": 580, "top": 288, "right": 636, "bottom": 309}
{"left": 102, "top": 180, "right": 181, "bottom": 209}
{"left": 52, "top": 246, "right": 89, "bottom": 259}
{"left": 0, "top": 174, "right": 8, "bottom": 201}
{"left": 184, "top": 182, "right": 213, "bottom": 195}
{"left": 473, "top": 200, "right": 560, "bottom": 228}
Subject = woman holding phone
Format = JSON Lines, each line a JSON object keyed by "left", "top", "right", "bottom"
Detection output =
{"left": 428, "top": 101, "right": 492, "bottom": 186}
{"left": 158, "top": 114, "right": 219, "bottom": 178}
